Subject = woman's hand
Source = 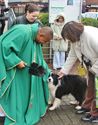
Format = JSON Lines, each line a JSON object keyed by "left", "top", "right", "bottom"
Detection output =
{"left": 58, "top": 69, "right": 66, "bottom": 79}
{"left": 17, "top": 61, "right": 26, "bottom": 69}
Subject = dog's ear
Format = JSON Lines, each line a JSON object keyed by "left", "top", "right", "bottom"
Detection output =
{"left": 52, "top": 70, "right": 58, "bottom": 75}
{"left": 50, "top": 70, "right": 59, "bottom": 78}
{"left": 50, "top": 70, "right": 54, "bottom": 75}
{"left": 48, "top": 70, "right": 53, "bottom": 77}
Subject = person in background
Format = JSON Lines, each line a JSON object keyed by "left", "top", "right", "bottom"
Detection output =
{"left": 51, "top": 14, "right": 68, "bottom": 70}
{"left": 0, "top": 23, "right": 53, "bottom": 125}
{"left": 8, "top": 3, "right": 43, "bottom": 29}
{"left": 58, "top": 21, "right": 98, "bottom": 123}
{"left": 0, "top": 0, "right": 9, "bottom": 35}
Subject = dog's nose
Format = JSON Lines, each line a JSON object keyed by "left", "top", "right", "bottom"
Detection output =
{"left": 48, "top": 78, "right": 51, "bottom": 82}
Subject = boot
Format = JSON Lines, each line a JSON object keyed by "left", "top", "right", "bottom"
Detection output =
{"left": 0, "top": 117, "right": 5, "bottom": 125}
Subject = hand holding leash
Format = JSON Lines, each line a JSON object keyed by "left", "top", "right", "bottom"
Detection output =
{"left": 26, "top": 62, "right": 46, "bottom": 77}
{"left": 17, "top": 62, "right": 46, "bottom": 77}
{"left": 17, "top": 61, "right": 25, "bottom": 69}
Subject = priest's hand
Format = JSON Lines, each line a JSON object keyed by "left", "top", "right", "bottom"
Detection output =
{"left": 17, "top": 61, "right": 25, "bottom": 69}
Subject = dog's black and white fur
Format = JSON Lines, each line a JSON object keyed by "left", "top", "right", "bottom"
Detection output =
{"left": 48, "top": 73, "right": 87, "bottom": 110}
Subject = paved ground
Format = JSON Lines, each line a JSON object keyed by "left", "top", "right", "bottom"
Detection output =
{"left": 37, "top": 95, "right": 97, "bottom": 125}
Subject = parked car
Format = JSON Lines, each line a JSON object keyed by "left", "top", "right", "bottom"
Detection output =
{"left": 81, "top": 12, "right": 98, "bottom": 19}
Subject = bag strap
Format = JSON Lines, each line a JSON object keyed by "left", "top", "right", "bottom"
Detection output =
{"left": 81, "top": 54, "right": 92, "bottom": 69}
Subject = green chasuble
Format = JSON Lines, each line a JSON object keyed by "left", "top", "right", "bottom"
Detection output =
{"left": 0, "top": 24, "right": 50, "bottom": 125}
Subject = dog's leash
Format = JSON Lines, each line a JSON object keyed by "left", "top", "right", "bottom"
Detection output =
{"left": 25, "top": 62, "right": 46, "bottom": 77}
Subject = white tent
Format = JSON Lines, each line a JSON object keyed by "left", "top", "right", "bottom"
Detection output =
{"left": 49, "top": 0, "right": 82, "bottom": 23}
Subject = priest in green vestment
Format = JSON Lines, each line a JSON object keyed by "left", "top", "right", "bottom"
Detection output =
{"left": 0, "top": 24, "right": 53, "bottom": 125}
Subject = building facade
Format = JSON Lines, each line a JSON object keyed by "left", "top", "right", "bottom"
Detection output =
{"left": 9, "top": 0, "right": 48, "bottom": 2}
{"left": 83, "top": 0, "right": 98, "bottom": 12}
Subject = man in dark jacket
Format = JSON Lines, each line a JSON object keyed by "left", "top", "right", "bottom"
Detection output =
{"left": 0, "top": 0, "right": 9, "bottom": 35}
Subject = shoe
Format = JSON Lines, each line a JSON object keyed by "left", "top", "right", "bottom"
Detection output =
{"left": 90, "top": 116, "right": 98, "bottom": 123}
{"left": 0, "top": 116, "right": 5, "bottom": 124}
{"left": 81, "top": 114, "right": 91, "bottom": 121}
{"left": 75, "top": 105, "right": 81, "bottom": 110}
{"left": 76, "top": 107, "right": 90, "bottom": 114}
{"left": 69, "top": 100, "right": 79, "bottom": 105}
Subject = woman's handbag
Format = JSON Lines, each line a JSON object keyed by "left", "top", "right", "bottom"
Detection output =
{"left": 77, "top": 64, "right": 87, "bottom": 77}
{"left": 77, "top": 54, "right": 89, "bottom": 77}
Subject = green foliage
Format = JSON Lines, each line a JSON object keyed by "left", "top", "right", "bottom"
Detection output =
{"left": 39, "top": 13, "right": 49, "bottom": 26}
{"left": 81, "top": 18, "right": 98, "bottom": 27}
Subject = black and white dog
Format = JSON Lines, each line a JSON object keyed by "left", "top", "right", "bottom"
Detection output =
{"left": 48, "top": 73, "right": 87, "bottom": 110}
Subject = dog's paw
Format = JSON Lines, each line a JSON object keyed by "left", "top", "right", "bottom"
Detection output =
{"left": 48, "top": 100, "right": 52, "bottom": 105}
{"left": 49, "top": 98, "right": 61, "bottom": 111}
{"left": 69, "top": 100, "right": 79, "bottom": 105}
{"left": 49, "top": 106, "right": 56, "bottom": 111}
{"left": 75, "top": 105, "right": 82, "bottom": 110}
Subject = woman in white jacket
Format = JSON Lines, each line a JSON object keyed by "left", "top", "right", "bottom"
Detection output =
{"left": 51, "top": 14, "right": 68, "bottom": 70}
{"left": 59, "top": 21, "right": 98, "bottom": 123}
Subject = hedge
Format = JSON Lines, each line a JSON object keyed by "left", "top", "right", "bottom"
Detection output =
{"left": 81, "top": 18, "right": 98, "bottom": 27}
{"left": 38, "top": 13, "right": 49, "bottom": 26}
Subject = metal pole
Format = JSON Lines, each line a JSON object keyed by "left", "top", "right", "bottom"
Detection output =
{"left": 4, "top": 0, "right": 8, "bottom": 8}
{"left": 49, "top": 0, "right": 53, "bottom": 64}
{"left": 79, "top": 0, "right": 83, "bottom": 21}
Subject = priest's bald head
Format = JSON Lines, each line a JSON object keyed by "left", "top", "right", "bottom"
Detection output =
{"left": 36, "top": 26, "right": 53, "bottom": 44}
